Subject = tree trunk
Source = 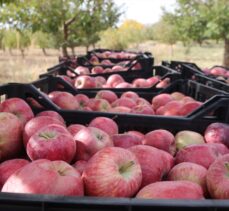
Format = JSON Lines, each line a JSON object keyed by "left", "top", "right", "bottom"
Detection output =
{"left": 223, "top": 38, "right": 229, "bottom": 67}
{"left": 20, "top": 48, "right": 25, "bottom": 58}
{"left": 71, "top": 46, "right": 75, "bottom": 55}
{"left": 62, "top": 24, "right": 68, "bottom": 57}
{"left": 42, "top": 48, "right": 48, "bottom": 56}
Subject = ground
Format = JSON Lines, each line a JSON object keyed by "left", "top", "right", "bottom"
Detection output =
{"left": 0, "top": 41, "right": 224, "bottom": 84}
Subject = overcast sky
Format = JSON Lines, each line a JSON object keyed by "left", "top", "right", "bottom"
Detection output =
{"left": 114, "top": 0, "right": 177, "bottom": 25}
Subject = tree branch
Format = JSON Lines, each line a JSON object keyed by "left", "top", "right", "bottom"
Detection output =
{"left": 65, "top": 13, "right": 78, "bottom": 27}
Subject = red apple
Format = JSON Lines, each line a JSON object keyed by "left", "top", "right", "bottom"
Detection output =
{"left": 0, "top": 159, "right": 29, "bottom": 189}
{"left": 112, "top": 65, "right": 124, "bottom": 72}
{"left": 36, "top": 110, "right": 65, "bottom": 125}
{"left": 168, "top": 162, "right": 208, "bottom": 195}
{"left": 27, "top": 124, "right": 75, "bottom": 163}
{"left": 175, "top": 130, "right": 205, "bottom": 150}
{"left": 74, "top": 75, "right": 96, "bottom": 89}
{"left": 152, "top": 94, "right": 173, "bottom": 110}
{"left": 87, "top": 98, "right": 111, "bottom": 112}
{"left": 0, "top": 112, "right": 23, "bottom": 161}
{"left": 126, "top": 131, "right": 145, "bottom": 141}
{"left": 115, "top": 82, "right": 133, "bottom": 88}
{"left": 2, "top": 159, "right": 84, "bottom": 196}
{"left": 131, "top": 105, "right": 155, "bottom": 115}
{"left": 67, "top": 124, "right": 86, "bottom": 136}
{"left": 120, "top": 91, "right": 139, "bottom": 102}
{"left": 23, "top": 116, "right": 65, "bottom": 146}
{"left": 133, "top": 78, "right": 151, "bottom": 88}
{"left": 204, "top": 122, "right": 229, "bottom": 147}
{"left": 0, "top": 98, "right": 34, "bottom": 127}
{"left": 109, "top": 106, "right": 131, "bottom": 113}
{"left": 136, "top": 181, "right": 204, "bottom": 199}
{"left": 161, "top": 100, "right": 183, "bottom": 116}
{"left": 74, "top": 127, "right": 113, "bottom": 161}
{"left": 89, "top": 56, "right": 99, "bottom": 65}
{"left": 178, "top": 101, "right": 203, "bottom": 116}
{"left": 112, "top": 133, "right": 142, "bottom": 148}
{"left": 89, "top": 117, "right": 119, "bottom": 136}
{"left": 129, "top": 145, "right": 174, "bottom": 187}
{"left": 143, "top": 129, "right": 175, "bottom": 154}
{"left": 74, "top": 66, "right": 90, "bottom": 75}
{"left": 49, "top": 91, "right": 79, "bottom": 110}
{"left": 74, "top": 94, "right": 90, "bottom": 109}
{"left": 146, "top": 76, "right": 160, "bottom": 86}
{"left": 95, "top": 90, "right": 118, "bottom": 104}
{"left": 94, "top": 76, "right": 106, "bottom": 88}
{"left": 58, "top": 75, "right": 74, "bottom": 86}
{"left": 106, "top": 74, "right": 125, "bottom": 88}
{"left": 206, "top": 154, "right": 229, "bottom": 199}
{"left": 136, "top": 97, "right": 151, "bottom": 106}
{"left": 82, "top": 147, "right": 142, "bottom": 197}
{"left": 175, "top": 144, "right": 228, "bottom": 169}
{"left": 155, "top": 78, "right": 170, "bottom": 88}
{"left": 91, "top": 66, "right": 104, "bottom": 74}
{"left": 112, "top": 97, "right": 136, "bottom": 109}
{"left": 171, "top": 92, "right": 185, "bottom": 101}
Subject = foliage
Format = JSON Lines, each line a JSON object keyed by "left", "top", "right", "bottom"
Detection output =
{"left": 33, "top": 31, "right": 55, "bottom": 49}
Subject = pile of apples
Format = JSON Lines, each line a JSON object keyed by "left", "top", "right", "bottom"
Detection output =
{"left": 47, "top": 90, "right": 203, "bottom": 116}
{"left": 92, "top": 51, "right": 137, "bottom": 59}
{"left": 73, "top": 61, "right": 142, "bottom": 76}
{"left": 202, "top": 66, "right": 229, "bottom": 78}
{"left": 0, "top": 97, "right": 229, "bottom": 199}
{"left": 61, "top": 74, "right": 170, "bottom": 89}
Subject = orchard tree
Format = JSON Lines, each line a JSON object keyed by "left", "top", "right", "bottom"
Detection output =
{"left": 163, "top": 0, "right": 229, "bottom": 67}
{"left": 0, "top": 0, "right": 121, "bottom": 56}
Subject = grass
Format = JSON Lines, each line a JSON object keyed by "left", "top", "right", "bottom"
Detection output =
{"left": 0, "top": 41, "right": 224, "bottom": 84}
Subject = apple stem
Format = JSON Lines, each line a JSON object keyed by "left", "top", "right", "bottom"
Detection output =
{"left": 225, "top": 162, "right": 229, "bottom": 171}
{"left": 119, "top": 160, "right": 135, "bottom": 174}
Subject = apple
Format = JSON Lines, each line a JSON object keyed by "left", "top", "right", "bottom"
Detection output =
{"left": 146, "top": 76, "right": 160, "bottom": 86}
{"left": 36, "top": 110, "right": 65, "bottom": 125}
{"left": 178, "top": 101, "right": 203, "bottom": 116}
{"left": 87, "top": 98, "right": 111, "bottom": 112}
{"left": 180, "top": 96, "right": 195, "bottom": 103}
{"left": 136, "top": 98, "right": 151, "bottom": 106}
{"left": 82, "top": 147, "right": 142, "bottom": 197}
{"left": 106, "top": 74, "right": 125, "bottom": 88}
{"left": 94, "top": 76, "right": 106, "bottom": 88}
{"left": 2, "top": 159, "right": 84, "bottom": 196}
{"left": 206, "top": 154, "right": 229, "bottom": 199}
{"left": 143, "top": 129, "right": 175, "bottom": 154}
{"left": 120, "top": 91, "right": 139, "bottom": 102}
{"left": 23, "top": 116, "right": 65, "bottom": 146}
{"left": 74, "top": 94, "right": 90, "bottom": 109}
{"left": 0, "top": 98, "right": 34, "bottom": 127}
{"left": 27, "top": 124, "right": 75, "bottom": 163}
{"left": 136, "top": 181, "right": 204, "bottom": 199}
{"left": 74, "top": 66, "right": 90, "bottom": 75}
{"left": 89, "top": 117, "right": 119, "bottom": 136}
{"left": 132, "top": 79, "right": 151, "bottom": 88}
{"left": 0, "top": 159, "right": 29, "bottom": 189}
{"left": 91, "top": 66, "right": 104, "bottom": 74}
{"left": 175, "top": 130, "right": 205, "bottom": 150}
{"left": 89, "top": 55, "right": 99, "bottom": 65}
{"left": 49, "top": 91, "right": 79, "bottom": 110}
{"left": 0, "top": 112, "right": 23, "bottom": 161}
{"left": 101, "top": 59, "right": 113, "bottom": 65}
{"left": 204, "top": 122, "right": 229, "bottom": 147}
{"left": 112, "top": 133, "right": 142, "bottom": 148}
{"left": 67, "top": 124, "right": 86, "bottom": 136}
{"left": 171, "top": 92, "right": 185, "bottom": 101}
{"left": 109, "top": 106, "right": 131, "bottom": 113}
{"left": 161, "top": 100, "right": 183, "bottom": 116}
{"left": 155, "top": 78, "right": 170, "bottom": 88}
{"left": 95, "top": 90, "right": 118, "bottom": 104}
{"left": 175, "top": 144, "right": 228, "bottom": 169}
{"left": 72, "top": 160, "right": 87, "bottom": 175}
{"left": 74, "top": 127, "right": 113, "bottom": 161}
{"left": 152, "top": 94, "right": 173, "bottom": 110}
{"left": 129, "top": 145, "right": 173, "bottom": 187}
{"left": 112, "top": 65, "right": 124, "bottom": 72}
{"left": 168, "top": 162, "right": 208, "bottom": 195}
{"left": 58, "top": 75, "right": 74, "bottom": 86}
{"left": 112, "top": 97, "right": 136, "bottom": 109}
{"left": 126, "top": 131, "right": 145, "bottom": 141}
{"left": 130, "top": 105, "right": 155, "bottom": 115}
{"left": 115, "top": 82, "right": 133, "bottom": 88}
{"left": 210, "top": 67, "right": 226, "bottom": 76}
{"left": 207, "top": 143, "right": 229, "bottom": 154}
{"left": 74, "top": 75, "right": 96, "bottom": 89}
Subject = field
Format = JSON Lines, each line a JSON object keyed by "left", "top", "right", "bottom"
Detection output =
{"left": 0, "top": 41, "right": 224, "bottom": 84}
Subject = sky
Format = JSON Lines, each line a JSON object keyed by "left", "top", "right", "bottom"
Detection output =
{"left": 114, "top": 0, "right": 177, "bottom": 25}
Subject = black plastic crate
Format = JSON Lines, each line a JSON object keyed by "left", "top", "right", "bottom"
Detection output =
{"left": 41, "top": 56, "right": 154, "bottom": 80}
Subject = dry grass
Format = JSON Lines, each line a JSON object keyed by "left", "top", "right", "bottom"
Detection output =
{"left": 0, "top": 41, "right": 224, "bottom": 84}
